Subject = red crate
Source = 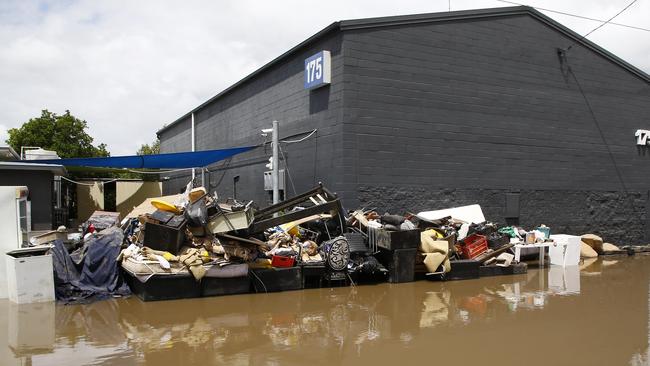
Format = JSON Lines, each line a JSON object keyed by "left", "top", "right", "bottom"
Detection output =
{"left": 271, "top": 255, "right": 295, "bottom": 268}
{"left": 459, "top": 234, "right": 488, "bottom": 259}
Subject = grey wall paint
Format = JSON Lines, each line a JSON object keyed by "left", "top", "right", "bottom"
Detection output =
{"left": 358, "top": 186, "right": 646, "bottom": 245}
{"left": 159, "top": 13, "right": 650, "bottom": 243}
{"left": 341, "top": 14, "right": 650, "bottom": 242}
{"left": 159, "top": 32, "right": 345, "bottom": 206}
{"left": 342, "top": 15, "right": 650, "bottom": 196}
{"left": 0, "top": 170, "right": 54, "bottom": 230}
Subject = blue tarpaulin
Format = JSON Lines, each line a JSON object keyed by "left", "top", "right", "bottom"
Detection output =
{"left": 22, "top": 146, "right": 257, "bottom": 169}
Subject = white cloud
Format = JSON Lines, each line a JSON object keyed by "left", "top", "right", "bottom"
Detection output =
{"left": 0, "top": 0, "right": 648, "bottom": 155}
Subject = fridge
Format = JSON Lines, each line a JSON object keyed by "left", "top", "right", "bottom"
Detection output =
{"left": 0, "top": 186, "right": 30, "bottom": 299}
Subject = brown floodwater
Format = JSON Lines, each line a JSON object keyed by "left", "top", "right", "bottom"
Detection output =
{"left": 1, "top": 255, "right": 649, "bottom": 366}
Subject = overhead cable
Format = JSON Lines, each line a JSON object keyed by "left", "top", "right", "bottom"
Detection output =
{"left": 60, "top": 176, "right": 118, "bottom": 186}
{"left": 495, "top": 0, "right": 649, "bottom": 32}
{"left": 568, "top": 0, "right": 639, "bottom": 49}
{"left": 281, "top": 129, "right": 318, "bottom": 144}
{"left": 127, "top": 168, "right": 194, "bottom": 174}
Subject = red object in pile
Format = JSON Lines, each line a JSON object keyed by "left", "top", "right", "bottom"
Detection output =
{"left": 459, "top": 234, "right": 488, "bottom": 259}
{"left": 271, "top": 255, "right": 295, "bottom": 268}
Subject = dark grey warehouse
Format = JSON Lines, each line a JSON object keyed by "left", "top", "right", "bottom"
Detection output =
{"left": 158, "top": 6, "right": 650, "bottom": 244}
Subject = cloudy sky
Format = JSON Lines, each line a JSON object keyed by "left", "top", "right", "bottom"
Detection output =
{"left": 0, "top": 0, "right": 648, "bottom": 155}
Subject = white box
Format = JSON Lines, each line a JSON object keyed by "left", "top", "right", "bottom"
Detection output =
{"left": 6, "top": 248, "right": 55, "bottom": 304}
{"left": 0, "top": 186, "right": 30, "bottom": 299}
{"left": 549, "top": 234, "right": 581, "bottom": 267}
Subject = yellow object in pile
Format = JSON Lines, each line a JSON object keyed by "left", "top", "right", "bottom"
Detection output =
{"left": 248, "top": 258, "right": 273, "bottom": 269}
{"left": 151, "top": 199, "right": 181, "bottom": 214}
{"left": 189, "top": 187, "right": 206, "bottom": 203}
{"left": 280, "top": 223, "right": 300, "bottom": 237}
{"left": 162, "top": 252, "right": 175, "bottom": 261}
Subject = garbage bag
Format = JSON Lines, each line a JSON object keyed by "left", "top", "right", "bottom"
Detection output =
{"left": 51, "top": 227, "right": 130, "bottom": 304}
{"left": 185, "top": 196, "right": 208, "bottom": 227}
{"left": 380, "top": 214, "right": 405, "bottom": 226}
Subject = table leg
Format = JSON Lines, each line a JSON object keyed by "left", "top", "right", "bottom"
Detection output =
{"left": 539, "top": 246, "right": 545, "bottom": 268}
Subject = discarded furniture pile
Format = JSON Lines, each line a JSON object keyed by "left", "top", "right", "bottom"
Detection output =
{"left": 26, "top": 183, "right": 638, "bottom": 303}
{"left": 118, "top": 184, "right": 357, "bottom": 301}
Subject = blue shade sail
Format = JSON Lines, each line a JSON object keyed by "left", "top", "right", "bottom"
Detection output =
{"left": 23, "top": 146, "right": 257, "bottom": 169}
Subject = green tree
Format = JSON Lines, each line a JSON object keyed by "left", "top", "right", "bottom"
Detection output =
{"left": 6, "top": 109, "right": 109, "bottom": 158}
{"left": 136, "top": 138, "right": 160, "bottom": 155}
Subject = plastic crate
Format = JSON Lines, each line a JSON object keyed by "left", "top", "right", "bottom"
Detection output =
{"left": 375, "top": 248, "right": 417, "bottom": 283}
{"left": 271, "top": 255, "right": 295, "bottom": 268}
{"left": 458, "top": 234, "right": 488, "bottom": 260}
{"left": 143, "top": 221, "right": 186, "bottom": 255}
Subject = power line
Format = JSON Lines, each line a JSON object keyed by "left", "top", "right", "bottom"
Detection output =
{"left": 495, "top": 0, "right": 650, "bottom": 33}
{"left": 281, "top": 129, "right": 318, "bottom": 144}
{"left": 278, "top": 144, "right": 297, "bottom": 196}
{"left": 568, "top": 0, "right": 638, "bottom": 49}
{"left": 560, "top": 52, "right": 645, "bottom": 231}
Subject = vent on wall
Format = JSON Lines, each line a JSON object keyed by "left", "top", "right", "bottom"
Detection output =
{"left": 505, "top": 192, "right": 520, "bottom": 226}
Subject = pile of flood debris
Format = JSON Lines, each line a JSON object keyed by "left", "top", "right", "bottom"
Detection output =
{"left": 35, "top": 182, "right": 637, "bottom": 303}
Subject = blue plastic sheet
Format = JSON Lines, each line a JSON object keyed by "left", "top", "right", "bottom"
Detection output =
{"left": 23, "top": 146, "right": 257, "bottom": 169}
{"left": 51, "top": 227, "right": 130, "bottom": 304}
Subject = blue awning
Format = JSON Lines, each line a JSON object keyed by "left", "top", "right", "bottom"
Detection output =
{"left": 22, "top": 146, "right": 257, "bottom": 169}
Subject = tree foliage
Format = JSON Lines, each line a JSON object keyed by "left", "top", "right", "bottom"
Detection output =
{"left": 136, "top": 138, "right": 160, "bottom": 155}
{"left": 6, "top": 109, "right": 109, "bottom": 158}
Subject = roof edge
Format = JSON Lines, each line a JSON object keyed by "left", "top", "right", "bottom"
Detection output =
{"left": 524, "top": 7, "right": 650, "bottom": 83}
{"left": 0, "top": 161, "right": 67, "bottom": 175}
{"left": 339, "top": 5, "right": 529, "bottom": 29}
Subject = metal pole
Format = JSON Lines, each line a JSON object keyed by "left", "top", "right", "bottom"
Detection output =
{"left": 272, "top": 120, "right": 280, "bottom": 204}
{"left": 191, "top": 112, "right": 196, "bottom": 183}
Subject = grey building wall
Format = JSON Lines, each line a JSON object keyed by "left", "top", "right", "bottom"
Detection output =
{"left": 0, "top": 170, "right": 54, "bottom": 230}
{"left": 159, "top": 11, "right": 650, "bottom": 243}
{"left": 341, "top": 14, "right": 650, "bottom": 243}
{"left": 159, "top": 31, "right": 345, "bottom": 206}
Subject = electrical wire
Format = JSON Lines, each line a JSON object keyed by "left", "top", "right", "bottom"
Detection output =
{"left": 564, "top": 58, "right": 628, "bottom": 192}
{"left": 127, "top": 167, "right": 194, "bottom": 174}
{"left": 561, "top": 53, "right": 645, "bottom": 231}
{"left": 280, "top": 129, "right": 318, "bottom": 144}
{"left": 495, "top": 0, "right": 650, "bottom": 32}
{"left": 567, "top": 0, "right": 639, "bottom": 50}
{"left": 60, "top": 176, "right": 118, "bottom": 186}
{"left": 278, "top": 144, "right": 298, "bottom": 196}
{"left": 249, "top": 270, "right": 267, "bottom": 293}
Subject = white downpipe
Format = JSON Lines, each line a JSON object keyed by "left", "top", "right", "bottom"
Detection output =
{"left": 191, "top": 112, "right": 196, "bottom": 182}
{"left": 272, "top": 120, "right": 279, "bottom": 204}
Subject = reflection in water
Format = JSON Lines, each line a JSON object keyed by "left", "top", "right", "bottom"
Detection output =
{"left": 1, "top": 256, "right": 650, "bottom": 366}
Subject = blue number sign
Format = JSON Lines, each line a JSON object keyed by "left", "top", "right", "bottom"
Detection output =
{"left": 304, "top": 50, "right": 331, "bottom": 90}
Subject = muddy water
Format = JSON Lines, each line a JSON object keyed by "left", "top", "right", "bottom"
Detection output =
{"left": 1, "top": 256, "right": 649, "bottom": 366}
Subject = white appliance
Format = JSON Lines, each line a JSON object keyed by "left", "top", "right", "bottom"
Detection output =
{"left": 0, "top": 186, "right": 30, "bottom": 298}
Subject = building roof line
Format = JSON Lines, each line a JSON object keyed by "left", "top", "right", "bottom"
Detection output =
{"left": 158, "top": 5, "right": 649, "bottom": 135}
{"left": 0, "top": 161, "right": 67, "bottom": 175}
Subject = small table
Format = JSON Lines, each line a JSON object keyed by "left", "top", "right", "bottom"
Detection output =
{"left": 513, "top": 241, "right": 557, "bottom": 267}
